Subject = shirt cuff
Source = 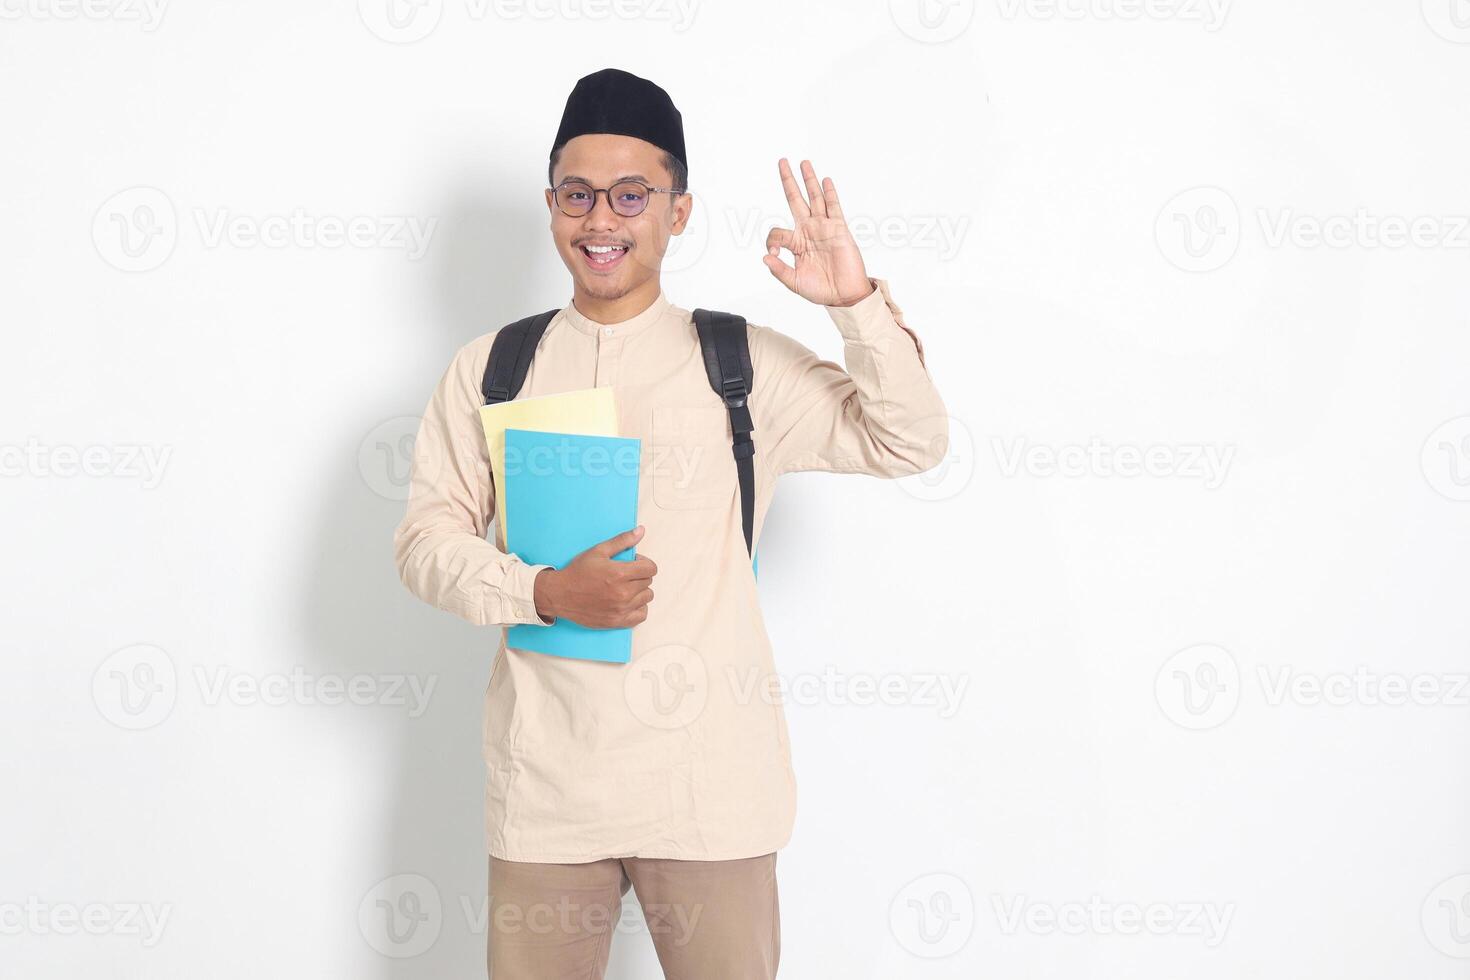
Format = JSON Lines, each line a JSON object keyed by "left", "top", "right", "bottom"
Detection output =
{"left": 824, "top": 277, "right": 929, "bottom": 366}
{"left": 496, "top": 559, "right": 555, "bottom": 626}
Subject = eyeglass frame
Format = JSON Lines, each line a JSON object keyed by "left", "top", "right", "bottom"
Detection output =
{"left": 549, "top": 178, "right": 685, "bottom": 218}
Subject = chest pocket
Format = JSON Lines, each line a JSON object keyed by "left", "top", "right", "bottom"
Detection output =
{"left": 651, "top": 404, "right": 734, "bottom": 510}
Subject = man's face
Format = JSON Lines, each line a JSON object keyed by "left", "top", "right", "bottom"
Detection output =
{"left": 546, "top": 133, "right": 691, "bottom": 303}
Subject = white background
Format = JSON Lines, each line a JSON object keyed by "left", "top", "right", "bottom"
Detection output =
{"left": 3, "top": 0, "right": 1469, "bottom": 977}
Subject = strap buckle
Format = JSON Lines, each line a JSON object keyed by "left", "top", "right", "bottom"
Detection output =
{"left": 720, "top": 376, "right": 748, "bottom": 409}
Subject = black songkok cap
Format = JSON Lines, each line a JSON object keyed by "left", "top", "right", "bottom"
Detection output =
{"left": 550, "top": 68, "right": 686, "bottom": 173}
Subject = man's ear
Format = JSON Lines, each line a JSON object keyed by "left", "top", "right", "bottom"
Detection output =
{"left": 670, "top": 192, "right": 693, "bottom": 235}
{"left": 544, "top": 187, "right": 556, "bottom": 215}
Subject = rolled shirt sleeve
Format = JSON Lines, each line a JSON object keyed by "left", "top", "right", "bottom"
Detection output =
{"left": 753, "top": 277, "right": 949, "bottom": 478}
{"left": 392, "top": 339, "right": 553, "bottom": 627}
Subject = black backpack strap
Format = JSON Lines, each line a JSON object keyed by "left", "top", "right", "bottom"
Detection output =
{"left": 482, "top": 309, "right": 560, "bottom": 405}
{"left": 693, "top": 308, "right": 756, "bottom": 557}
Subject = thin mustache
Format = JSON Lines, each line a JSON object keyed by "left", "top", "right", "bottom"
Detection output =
{"left": 574, "top": 238, "right": 633, "bottom": 248}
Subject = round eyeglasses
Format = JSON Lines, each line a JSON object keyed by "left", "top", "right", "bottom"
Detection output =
{"left": 551, "top": 179, "right": 680, "bottom": 218}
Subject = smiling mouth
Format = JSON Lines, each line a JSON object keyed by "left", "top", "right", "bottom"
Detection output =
{"left": 579, "top": 242, "right": 629, "bottom": 269}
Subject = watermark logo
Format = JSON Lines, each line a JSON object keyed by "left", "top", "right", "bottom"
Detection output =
{"left": 359, "top": 873, "right": 442, "bottom": 957}
{"left": 726, "top": 666, "right": 971, "bottom": 718}
{"left": 1156, "top": 186, "right": 1240, "bottom": 273}
{"left": 889, "top": 0, "right": 975, "bottom": 43}
{"left": 359, "top": 415, "right": 440, "bottom": 502}
{"left": 0, "top": 898, "right": 173, "bottom": 946}
{"left": 1257, "top": 209, "right": 1470, "bottom": 251}
{"left": 1422, "top": 0, "right": 1470, "bottom": 43}
{"left": 358, "top": 0, "right": 443, "bottom": 42}
{"left": 991, "top": 895, "right": 1234, "bottom": 946}
{"left": 992, "top": 436, "right": 1234, "bottom": 488}
{"left": 1422, "top": 416, "right": 1470, "bottom": 502}
{"left": 1155, "top": 643, "right": 1239, "bottom": 730}
{"left": 895, "top": 415, "right": 972, "bottom": 502}
{"left": 1423, "top": 874, "right": 1470, "bottom": 957}
{"left": 994, "top": 0, "right": 1230, "bottom": 30}
{"left": 890, "top": 872, "right": 975, "bottom": 958}
{"left": 658, "top": 191, "right": 710, "bottom": 275}
{"left": 624, "top": 644, "right": 708, "bottom": 730}
{"left": 92, "top": 644, "right": 177, "bottom": 730}
{"left": 1258, "top": 666, "right": 1470, "bottom": 708}
{"left": 0, "top": 439, "right": 172, "bottom": 488}
{"left": 93, "top": 186, "right": 177, "bottom": 273}
{"left": 93, "top": 188, "right": 438, "bottom": 271}
{"left": 0, "top": 0, "right": 168, "bottom": 29}
{"left": 728, "top": 207, "right": 971, "bottom": 263}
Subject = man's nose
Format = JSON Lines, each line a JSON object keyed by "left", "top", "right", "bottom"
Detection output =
{"left": 581, "top": 191, "right": 622, "bottom": 230}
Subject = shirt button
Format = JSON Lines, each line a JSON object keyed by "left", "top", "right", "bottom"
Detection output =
{"left": 603, "top": 327, "right": 614, "bottom": 336}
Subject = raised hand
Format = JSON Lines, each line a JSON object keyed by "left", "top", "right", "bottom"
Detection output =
{"left": 763, "top": 158, "right": 874, "bottom": 308}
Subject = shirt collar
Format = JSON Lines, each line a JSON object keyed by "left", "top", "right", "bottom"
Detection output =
{"left": 562, "top": 291, "right": 673, "bottom": 339}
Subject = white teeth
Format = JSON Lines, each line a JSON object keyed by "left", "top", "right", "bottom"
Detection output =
{"left": 584, "top": 244, "right": 625, "bottom": 254}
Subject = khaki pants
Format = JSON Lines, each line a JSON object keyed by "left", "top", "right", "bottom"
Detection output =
{"left": 487, "top": 853, "right": 780, "bottom": 979}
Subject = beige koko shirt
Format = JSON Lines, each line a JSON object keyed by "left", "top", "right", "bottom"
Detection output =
{"left": 394, "top": 279, "right": 947, "bottom": 863}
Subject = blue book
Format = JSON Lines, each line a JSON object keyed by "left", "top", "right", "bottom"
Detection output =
{"left": 503, "top": 427, "right": 641, "bottom": 664}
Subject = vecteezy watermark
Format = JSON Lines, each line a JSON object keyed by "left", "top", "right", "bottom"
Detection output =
{"left": 0, "top": 0, "right": 168, "bottom": 29}
{"left": 1422, "top": 415, "right": 1470, "bottom": 502}
{"left": 889, "top": 0, "right": 976, "bottom": 43}
{"left": 1257, "top": 666, "right": 1470, "bottom": 708}
{"left": 896, "top": 414, "right": 973, "bottom": 503}
{"left": 1156, "top": 186, "right": 1241, "bottom": 273}
{"left": 504, "top": 439, "right": 642, "bottom": 480}
{"left": 357, "top": 0, "right": 698, "bottom": 44}
{"left": 358, "top": 870, "right": 705, "bottom": 959}
{"left": 1421, "top": 0, "right": 1470, "bottom": 44}
{"left": 991, "top": 895, "right": 1235, "bottom": 946}
{"left": 92, "top": 645, "right": 439, "bottom": 730}
{"left": 93, "top": 644, "right": 178, "bottom": 731}
{"left": 890, "top": 873, "right": 976, "bottom": 958}
{"left": 992, "top": 437, "right": 1235, "bottom": 489}
{"left": 1158, "top": 186, "right": 1470, "bottom": 272}
{"left": 193, "top": 666, "right": 437, "bottom": 717}
{"left": 994, "top": 0, "right": 1230, "bottom": 30}
{"left": 359, "top": 874, "right": 442, "bottom": 958}
{"left": 92, "top": 187, "right": 177, "bottom": 273}
{"left": 1256, "top": 209, "right": 1470, "bottom": 251}
{"left": 1156, "top": 645, "right": 1470, "bottom": 729}
{"left": 0, "top": 439, "right": 172, "bottom": 488}
{"left": 93, "top": 187, "right": 438, "bottom": 272}
{"left": 726, "top": 208, "right": 972, "bottom": 263}
{"left": 1155, "top": 643, "right": 1240, "bottom": 731}
{"left": 1423, "top": 874, "right": 1470, "bottom": 958}
{"left": 359, "top": 415, "right": 445, "bottom": 503}
{"left": 624, "top": 644, "right": 709, "bottom": 730}
{"left": 0, "top": 898, "right": 173, "bottom": 947}
{"left": 726, "top": 666, "right": 971, "bottom": 719}
{"left": 485, "top": 895, "right": 704, "bottom": 946}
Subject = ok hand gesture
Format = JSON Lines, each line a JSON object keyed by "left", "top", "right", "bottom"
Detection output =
{"left": 763, "top": 159, "right": 874, "bottom": 308}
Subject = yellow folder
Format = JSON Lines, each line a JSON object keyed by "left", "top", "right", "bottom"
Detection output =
{"left": 479, "top": 387, "right": 619, "bottom": 534}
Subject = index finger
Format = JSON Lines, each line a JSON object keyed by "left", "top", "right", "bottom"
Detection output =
{"left": 622, "top": 555, "right": 658, "bottom": 579}
{"left": 778, "top": 158, "right": 810, "bottom": 220}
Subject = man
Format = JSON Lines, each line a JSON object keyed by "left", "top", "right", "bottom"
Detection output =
{"left": 394, "top": 68, "right": 947, "bottom": 979}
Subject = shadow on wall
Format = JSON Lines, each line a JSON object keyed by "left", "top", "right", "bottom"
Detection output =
{"left": 299, "top": 187, "right": 664, "bottom": 978}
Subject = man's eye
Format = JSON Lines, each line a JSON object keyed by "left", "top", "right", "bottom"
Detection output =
{"left": 619, "top": 192, "right": 646, "bottom": 203}
{"left": 568, "top": 190, "right": 590, "bottom": 201}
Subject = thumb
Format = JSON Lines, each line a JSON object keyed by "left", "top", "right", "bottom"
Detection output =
{"left": 595, "top": 525, "right": 644, "bottom": 558}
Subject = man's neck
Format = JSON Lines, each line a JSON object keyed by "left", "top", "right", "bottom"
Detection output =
{"left": 571, "top": 279, "right": 663, "bottom": 325}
